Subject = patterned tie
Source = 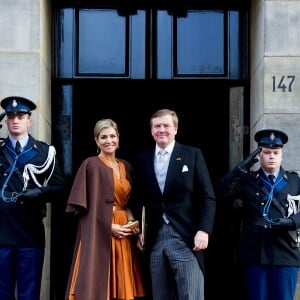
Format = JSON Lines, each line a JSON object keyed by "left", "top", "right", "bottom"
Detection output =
{"left": 15, "top": 141, "right": 21, "bottom": 155}
{"left": 156, "top": 150, "right": 168, "bottom": 192}
{"left": 158, "top": 150, "right": 167, "bottom": 164}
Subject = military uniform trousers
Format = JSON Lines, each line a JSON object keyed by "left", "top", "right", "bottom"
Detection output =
{"left": 0, "top": 246, "right": 44, "bottom": 300}
{"left": 150, "top": 222, "right": 204, "bottom": 300}
{"left": 245, "top": 264, "right": 299, "bottom": 300}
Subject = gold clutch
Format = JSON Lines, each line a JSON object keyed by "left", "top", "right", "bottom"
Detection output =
{"left": 122, "top": 220, "right": 139, "bottom": 230}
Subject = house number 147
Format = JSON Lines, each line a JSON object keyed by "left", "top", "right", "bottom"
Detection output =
{"left": 272, "top": 75, "right": 295, "bottom": 92}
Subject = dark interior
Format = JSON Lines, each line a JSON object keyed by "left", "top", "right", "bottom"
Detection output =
{"left": 71, "top": 79, "right": 230, "bottom": 183}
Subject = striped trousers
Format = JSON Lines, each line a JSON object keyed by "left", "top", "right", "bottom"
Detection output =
{"left": 150, "top": 222, "right": 204, "bottom": 300}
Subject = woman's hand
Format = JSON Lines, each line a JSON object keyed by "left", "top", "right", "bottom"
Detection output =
{"left": 112, "top": 224, "right": 134, "bottom": 239}
{"left": 131, "top": 227, "right": 140, "bottom": 235}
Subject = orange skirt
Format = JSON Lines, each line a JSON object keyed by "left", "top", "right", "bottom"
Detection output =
{"left": 110, "top": 209, "right": 146, "bottom": 300}
{"left": 67, "top": 211, "right": 146, "bottom": 300}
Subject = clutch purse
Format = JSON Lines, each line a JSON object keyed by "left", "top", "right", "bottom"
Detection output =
{"left": 122, "top": 220, "right": 139, "bottom": 230}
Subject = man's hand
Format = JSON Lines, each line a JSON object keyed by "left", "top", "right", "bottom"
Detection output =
{"left": 272, "top": 218, "right": 296, "bottom": 230}
{"left": 193, "top": 231, "right": 209, "bottom": 251}
{"left": 136, "top": 234, "right": 146, "bottom": 252}
{"left": 238, "top": 147, "right": 262, "bottom": 173}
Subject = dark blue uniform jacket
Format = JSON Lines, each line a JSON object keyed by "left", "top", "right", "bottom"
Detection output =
{"left": 0, "top": 135, "right": 65, "bottom": 247}
{"left": 218, "top": 166, "right": 300, "bottom": 266}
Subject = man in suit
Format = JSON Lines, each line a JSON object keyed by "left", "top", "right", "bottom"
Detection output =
{"left": 0, "top": 96, "right": 65, "bottom": 300}
{"left": 133, "top": 109, "right": 216, "bottom": 300}
{"left": 217, "top": 129, "right": 300, "bottom": 300}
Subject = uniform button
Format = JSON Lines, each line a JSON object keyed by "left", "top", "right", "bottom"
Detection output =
{"left": 261, "top": 202, "right": 265, "bottom": 206}
{"left": 3, "top": 173, "right": 7, "bottom": 177}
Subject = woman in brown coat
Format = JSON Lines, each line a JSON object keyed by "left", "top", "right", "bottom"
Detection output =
{"left": 65, "top": 119, "right": 145, "bottom": 300}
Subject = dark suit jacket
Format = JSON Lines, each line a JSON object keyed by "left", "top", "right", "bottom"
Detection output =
{"left": 133, "top": 141, "right": 216, "bottom": 271}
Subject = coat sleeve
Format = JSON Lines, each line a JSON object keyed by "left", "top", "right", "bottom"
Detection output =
{"left": 194, "top": 148, "right": 216, "bottom": 234}
{"left": 65, "top": 159, "right": 88, "bottom": 214}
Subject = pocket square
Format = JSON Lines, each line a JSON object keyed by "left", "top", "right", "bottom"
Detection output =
{"left": 182, "top": 165, "right": 189, "bottom": 172}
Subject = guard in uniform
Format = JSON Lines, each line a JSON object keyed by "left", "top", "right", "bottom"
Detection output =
{"left": 217, "top": 129, "right": 300, "bottom": 300}
{"left": 0, "top": 96, "right": 65, "bottom": 300}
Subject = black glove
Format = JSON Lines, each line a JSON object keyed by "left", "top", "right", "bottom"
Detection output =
{"left": 238, "top": 147, "right": 262, "bottom": 173}
{"left": 17, "top": 188, "right": 43, "bottom": 204}
{"left": 271, "top": 218, "right": 296, "bottom": 230}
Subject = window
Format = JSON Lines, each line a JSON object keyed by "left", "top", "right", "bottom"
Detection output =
{"left": 54, "top": 6, "right": 247, "bottom": 79}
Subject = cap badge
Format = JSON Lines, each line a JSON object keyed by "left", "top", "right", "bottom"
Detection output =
{"left": 12, "top": 99, "right": 18, "bottom": 107}
{"left": 270, "top": 132, "right": 275, "bottom": 141}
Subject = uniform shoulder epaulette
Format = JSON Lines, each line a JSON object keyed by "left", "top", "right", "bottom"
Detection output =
{"left": 293, "top": 170, "right": 300, "bottom": 177}
{"left": 40, "top": 140, "right": 51, "bottom": 146}
{"left": 249, "top": 170, "right": 260, "bottom": 181}
{"left": 31, "top": 140, "right": 50, "bottom": 151}
{"left": 285, "top": 170, "right": 300, "bottom": 179}
{"left": 0, "top": 139, "right": 6, "bottom": 148}
{"left": 249, "top": 169, "right": 258, "bottom": 176}
{"left": 287, "top": 170, "right": 300, "bottom": 175}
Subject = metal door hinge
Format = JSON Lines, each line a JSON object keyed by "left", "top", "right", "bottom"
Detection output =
{"left": 231, "top": 118, "right": 249, "bottom": 142}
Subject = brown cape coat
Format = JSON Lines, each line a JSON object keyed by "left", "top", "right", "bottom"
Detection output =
{"left": 65, "top": 156, "right": 133, "bottom": 300}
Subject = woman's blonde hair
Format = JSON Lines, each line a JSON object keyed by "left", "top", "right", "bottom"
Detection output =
{"left": 94, "top": 118, "right": 119, "bottom": 139}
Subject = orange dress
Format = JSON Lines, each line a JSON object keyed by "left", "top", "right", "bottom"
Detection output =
{"left": 68, "top": 158, "right": 145, "bottom": 300}
{"left": 108, "top": 160, "right": 145, "bottom": 300}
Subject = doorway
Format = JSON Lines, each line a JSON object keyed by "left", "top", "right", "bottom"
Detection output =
{"left": 51, "top": 78, "right": 249, "bottom": 299}
{"left": 71, "top": 79, "right": 230, "bottom": 183}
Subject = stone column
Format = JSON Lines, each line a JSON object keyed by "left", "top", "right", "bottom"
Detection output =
{"left": 250, "top": 0, "right": 300, "bottom": 172}
{"left": 0, "top": 1, "right": 52, "bottom": 299}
